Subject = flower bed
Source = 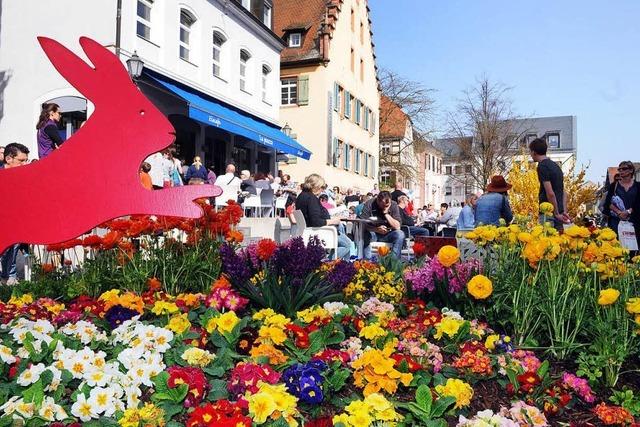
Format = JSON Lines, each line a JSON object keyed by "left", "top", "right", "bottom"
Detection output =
{"left": 0, "top": 206, "right": 639, "bottom": 426}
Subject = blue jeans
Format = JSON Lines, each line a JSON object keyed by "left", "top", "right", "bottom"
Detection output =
{"left": 337, "top": 232, "right": 353, "bottom": 261}
{"left": 364, "top": 229, "right": 404, "bottom": 258}
{"left": 405, "top": 226, "right": 430, "bottom": 238}
{"left": 0, "top": 244, "right": 19, "bottom": 279}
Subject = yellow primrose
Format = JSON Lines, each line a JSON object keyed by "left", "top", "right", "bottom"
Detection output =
{"left": 434, "top": 317, "right": 464, "bottom": 340}
{"left": 359, "top": 323, "right": 387, "bottom": 341}
{"left": 167, "top": 313, "right": 191, "bottom": 334}
{"left": 435, "top": 378, "right": 474, "bottom": 409}
{"left": 151, "top": 301, "right": 180, "bottom": 316}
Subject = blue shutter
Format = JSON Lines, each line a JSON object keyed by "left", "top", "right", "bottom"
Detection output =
{"left": 332, "top": 138, "right": 339, "bottom": 167}
{"left": 355, "top": 100, "right": 361, "bottom": 124}
{"left": 333, "top": 83, "right": 339, "bottom": 111}
{"left": 364, "top": 106, "right": 370, "bottom": 130}
{"left": 344, "top": 91, "right": 351, "bottom": 118}
{"left": 364, "top": 153, "right": 369, "bottom": 176}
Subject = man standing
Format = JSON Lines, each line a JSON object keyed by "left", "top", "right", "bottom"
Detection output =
{"left": 1, "top": 143, "right": 30, "bottom": 285}
{"left": 359, "top": 191, "right": 405, "bottom": 258}
{"left": 397, "top": 196, "right": 430, "bottom": 237}
{"left": 390, "top": 182, "right": 407, "bottom": 202}
{"left": 529, "top": 138, "right": 570, "bottom": 229}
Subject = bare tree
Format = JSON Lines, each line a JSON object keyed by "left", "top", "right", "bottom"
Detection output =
{"left": 378, "top": 68, "right": 435, "bottom": 178}
{"left": 447, "top": 76, "right": 527, "bottom": 189}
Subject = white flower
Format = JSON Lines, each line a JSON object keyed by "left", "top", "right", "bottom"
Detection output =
{"left": 71, "top": 393, "right": 98, "bottom": 422}
{"left": 38, "top": 397, "right": 67, "bottom": 421}
{"left": 0, "top": 344, "right": 16, "bottom": 364}
{"left": 441, "top": 307, "right": 464, "bottom": 320}
{"left": 88, "top": 386, "right": 117, "bottom": 416}
{"left": 17, "top": 363, "right": 46, "bottom": 386}
{"left": 0, "top": 396, "right": 19, "bottom": 416}
{"left": 125, "top": 385, "right": 142, "bottom": 409}
{"left": 14, "top": 399, "right": 35, "bottom": 419}
{"left": 45, "top": 366, "right": 63, "bottom": 392}
{"left": 84, "top": 367, "right": 110, "bottom": 388}
{"left": 323, "top": 301, "right": 348, "bottom": 315}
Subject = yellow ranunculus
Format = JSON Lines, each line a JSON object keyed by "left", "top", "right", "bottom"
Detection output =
{"left": 437, "top": 245, "right": 460, "bottom": 267}
{"left": 626, "top": 297, "right": 640, "bottom": 314}
{"left": 539, "top": 202, "right": 554, "bottom": 215}
{"left": 466, "top": 275, "right": 493, "bottom": 300}
{"left": 598, "top": 288, "right": 620, "bottom": 306}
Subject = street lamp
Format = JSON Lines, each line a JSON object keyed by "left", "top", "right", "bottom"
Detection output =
{"left": 126, "top": 51, "right": 144, "bottom": 80}
{"left": 282, "top": 123, "right": 292, "bottom": 137}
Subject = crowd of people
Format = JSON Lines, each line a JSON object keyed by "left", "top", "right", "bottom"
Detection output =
{"left": 1, "top": 105, "right": 640, "bottom": 284}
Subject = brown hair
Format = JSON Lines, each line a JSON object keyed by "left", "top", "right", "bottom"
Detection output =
{"left": 36, "top": 103, "right": 60, "bottom": 129}
{"left": 301, "top": 174, "right": 326, "bottom": 192}
{"left": 528, "top": 138, "right": 547, "bottom": 156}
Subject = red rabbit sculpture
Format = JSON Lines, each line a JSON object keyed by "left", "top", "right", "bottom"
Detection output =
{"left": 0, "top": 37, "right": 222, "bottom": 253}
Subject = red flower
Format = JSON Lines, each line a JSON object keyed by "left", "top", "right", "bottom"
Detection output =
{"left": 413, "top": 241, "right": 427, "bottom": 258}
{"left": 101, "top": 230, "right": 122, "bottom": 250}
{"left": 257, "top": 239, "right": 278, "bottom": 261}
{"left": 41, "top": 263, "right": 55, "bottom": 273}
{"left": 82, "top": 235, "right": 103, "bottom": 248}
{"left": 186, "top": 401, "right": 251, "bottom": 427}
{"left": 167, "top": 366, "right": 209, "bottom": 408}
{"left": 286, "top": 324, "right": 311, "bottom": 348}
{"left": 391, "top": 354, "right": 423, "bottom": 372}
{"left": 517, "top": 372, "right": 541, "bottom": 393}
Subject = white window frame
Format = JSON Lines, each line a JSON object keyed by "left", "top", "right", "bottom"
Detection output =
{"left": 344, "top": 144, "right": 351, "bottom": 170}
{"left": 355, "top": 149, "right": 361, "bottom": 174}
{"left": 179, "top": 9, "right": 196, "bottom": 62}
{"left": 239, "top": 49, "right": 251, "bottom": 92}
{"left": 281, "top": 78, "right": 297, "bottom": 105}
{"left": 212, "top": 31, "right": 226, "bottom": 78}
{"left": 241, "top": 0, "right": 251, "bottom": 10}
{"left": 136, "top": 0, "right": 153, "bottom": 40}
{"left": 289, "top": 33, "right": 302, "bottom": 47}
{"left": 364, "top": 153, "right": 369, "bottom": 176}
{"left": 547, "top": 132, "right": 560, "bottom": 149}
{"left": 261, "top": 65, "right": 271, "bottom": 103}
{"left": 263, "top": 3, "right": 272, "bottom": 27}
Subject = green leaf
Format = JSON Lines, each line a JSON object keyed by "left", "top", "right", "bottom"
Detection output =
{"left": 0, "top": 416, "right": 12, "bottom": 427}
{"left": 22, "top": 379, "right": 44, "bottom": 406}
{"left": 207, "top": 379, "right": 228, "bottom": 401}
{"left": 537, "top": 360, "right": 550, "bottom": 380}
{"left": 431, "top": 396, "right": 456, "bottom": 418}
{"left": 415, "top": 385, "right": 432, "bottom": 412}
{"left": 168, "top": 384, "right": 188, "bottom": 402}
{"left": 159, "top": 402, "right": 184, "bottom": 421}
{"left": 326, "top": 368, "right": 351, "bottom": 393}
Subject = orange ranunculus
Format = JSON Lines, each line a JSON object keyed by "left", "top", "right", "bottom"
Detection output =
{"left": 82, "top": 235, "right": 103, "bottom": 249}
{"left": 41, "top": 263, "right": 55, "bottom": 274}
{"left": 226, "top": 229, "right": 244, "bottom": 244}
{"left": 377, "top": 245, "right": 391, "bottom": 257}
{"left": 437, "top": 245, "right": 460, "bottom": 267}
{"left": 147, "top": 277, "right": 162, "bottom": 292}
{"left": 101, "top": 230, "right": 122, "bottom": 250}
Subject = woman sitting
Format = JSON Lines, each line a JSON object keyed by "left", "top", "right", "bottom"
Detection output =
{"left": 295, "top": 174, "right": 353, "bottom": 260}
{"left": 474, "top": 176, "right": 514, "bottom": 226}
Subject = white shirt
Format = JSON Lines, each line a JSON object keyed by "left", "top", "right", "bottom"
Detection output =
{"left": 145, "top": 153, "right": 173, "bottom": 187}
{"left": 215, "top": 172, "right": 241, "bottom": 187}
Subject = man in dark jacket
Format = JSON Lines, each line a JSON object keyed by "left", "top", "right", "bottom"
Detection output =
{"left": 397, "top": 196, "right": 430, "bottom": 237}
{"left": 359, "top": 191, "right": 405, "bottom": 258}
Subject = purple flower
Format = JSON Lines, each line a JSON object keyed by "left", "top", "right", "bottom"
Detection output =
{"left": 326, "top": 261, "right": 357, "bottom": 289}
{"left": 272, "top": 237, "right": 325, "bottom": 285}
{"left": 220, "top": 243, "right": 252, "bottom": 284}
{"left": 104, "top": 305, "right": 139, "bottom": 329}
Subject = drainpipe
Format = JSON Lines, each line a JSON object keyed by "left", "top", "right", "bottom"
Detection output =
{"left": 115, "top": 0, "right": 123, "bottom": 57}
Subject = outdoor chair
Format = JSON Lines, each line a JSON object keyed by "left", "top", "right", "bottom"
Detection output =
{"left": 242, "top": 194, "right": 261, "bottom": 217}
{"left": 259, "top": 189, "right": 275, "bottom": 217}
{"left": 215, "top": 184, "right": 241, "bottom": 209}
{"left": 274, "top": 195, "right": 288, "bottom": 217}
{"left": 291, "top": 210, "right": 338, "bottom": 260}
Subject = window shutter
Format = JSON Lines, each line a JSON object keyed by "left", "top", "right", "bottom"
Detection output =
{"left": 371, "top": 112, "right": 377, "bottom": 134}
{"left": 371, "top": 156, "right": 376, "bottom": 178}
{"left": 328, "top": 137, "right": 336, "bottom": 165}
{"left": 364, "top": 106, "right": 369, "bottom": 130}
{"left": 355, "top": 100, "right": 361, "bottom": 124}
{"left": 333, "top": 83, "right": 339, "bottom": 111}
{"left": 297, "top": 75, "right": 309, "bottom": 105}
{"left": 344, "top": 90, "right": 351, "bottom": 118}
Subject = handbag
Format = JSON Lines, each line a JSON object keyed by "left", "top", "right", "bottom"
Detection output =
{"left": 618, "top": 220, "right": 638, "bottom": 251}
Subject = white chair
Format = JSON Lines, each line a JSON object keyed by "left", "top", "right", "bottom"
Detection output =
{"left": 259, "top": 189, "right": 275, "bottom": 218}
{"left": 275, "top": 196, "right": 288, "bottom": 217}
{"left": 243, "top": 195, "right": 261, "bottom": 217}
{"left": 291, "top": 210, "right": 338, "bottom": 260}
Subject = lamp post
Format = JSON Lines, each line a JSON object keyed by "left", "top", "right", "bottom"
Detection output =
{"left": 126, "top": 51, "right": 144, "bottom": 80}
{"left": 282, "top": 123, "right": 292, "bottom": 137}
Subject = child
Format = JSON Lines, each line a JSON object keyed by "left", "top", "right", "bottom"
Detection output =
{"left": 140, "top": 162, "right": 153, "bottom": 190}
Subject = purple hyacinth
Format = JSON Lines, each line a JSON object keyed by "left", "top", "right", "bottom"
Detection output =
{"left": 220, "top": 243, "right": 252, "bottom": 284}
{"left": 272, "top": 236, "right": 325, "bottom": 285}
{"left": 326, "top": 260, "right": 357, "bottom": 289}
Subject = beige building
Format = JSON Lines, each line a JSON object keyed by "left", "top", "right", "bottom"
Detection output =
{"left": 273, "top": 0, "right": 380, "bottom": 191}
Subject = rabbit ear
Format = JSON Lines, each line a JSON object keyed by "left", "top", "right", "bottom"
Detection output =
{"left": 38, "top": 37, "right": 97, "bottom": 100}
{"left": 79, "top": 37, "right": 131, "bottom": 83}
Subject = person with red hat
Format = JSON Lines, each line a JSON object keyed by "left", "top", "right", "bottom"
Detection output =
{"left": 474, "top": 175, "right": 514, "bottom": 226}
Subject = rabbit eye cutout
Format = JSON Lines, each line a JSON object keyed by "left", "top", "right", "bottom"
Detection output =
{"left": 139, "top": 109, "right": 145, "bottom": 116}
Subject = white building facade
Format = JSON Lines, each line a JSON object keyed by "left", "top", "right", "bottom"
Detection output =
{"left": 0, "top": 0, "right": 309, "bottom": 174}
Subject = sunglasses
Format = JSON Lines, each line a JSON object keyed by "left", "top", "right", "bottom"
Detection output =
{"left": 619, "top": 167, "right": 632, "bottom": 171}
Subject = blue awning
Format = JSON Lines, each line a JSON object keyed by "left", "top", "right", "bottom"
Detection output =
{"left": 148, "top": 74, "right": 311, "bottom": 160}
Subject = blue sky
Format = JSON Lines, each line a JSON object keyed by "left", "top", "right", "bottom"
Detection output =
{"left": 369, "top": 0, "right": 640, "bottom": 183}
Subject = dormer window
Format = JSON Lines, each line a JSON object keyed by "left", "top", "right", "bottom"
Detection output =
{"left": 289, "top": 33, "right": 302, "bottom": 48}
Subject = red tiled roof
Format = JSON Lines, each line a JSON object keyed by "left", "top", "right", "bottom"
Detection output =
{"left": 380, "top": 95, "right": 409, "bottom": 140}
{"left": 273, "top": 0, "right": 337, "bottom": 64}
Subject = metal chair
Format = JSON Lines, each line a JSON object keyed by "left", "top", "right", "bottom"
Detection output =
{"left": 259, "top": 189, "right": 275, "bottom": 218}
